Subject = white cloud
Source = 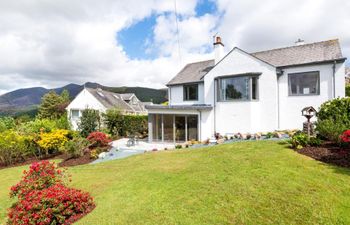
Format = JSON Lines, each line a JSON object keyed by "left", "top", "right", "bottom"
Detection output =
{"left": 0, "top": 0, "right": 349, "bottom": 94}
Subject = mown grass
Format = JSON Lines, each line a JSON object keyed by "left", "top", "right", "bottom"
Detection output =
{"left": 1, "top": 141, "right": 350, "bottom": 224}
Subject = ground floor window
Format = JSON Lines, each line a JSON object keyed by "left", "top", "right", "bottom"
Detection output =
{"left": 150, "top": 114, "right": 198, "bottom": 142}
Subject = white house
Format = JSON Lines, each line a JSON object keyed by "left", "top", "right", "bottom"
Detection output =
{"left": 146, "top": 37, "right": 347, "bottom": 143}
{"left": 66, "top": 88, "right": 149, "bottom": 130}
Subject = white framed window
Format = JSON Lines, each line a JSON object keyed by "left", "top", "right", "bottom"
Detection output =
{"left": 288, "top": 71, "right": 320, "bottom": 96}
{"left": 71, "top": 110, "right": 79, "bottom": 119}
{"left": 218, "top": 76, "right": 259, "bottom": 101}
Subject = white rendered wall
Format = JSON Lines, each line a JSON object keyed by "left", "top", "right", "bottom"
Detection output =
{"left": 168, "top": 83, "right": 204, "bottom": 105}
{"left": 66, "top": 89, "right": 106, "bottom": 130}
{"left": 278, "top": 62, "right": 346, "bottom": 130}
{"left": 202, "top": 48, "right": 278, "bottom": 137}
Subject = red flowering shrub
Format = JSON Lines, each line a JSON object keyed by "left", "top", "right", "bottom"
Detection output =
{"left": 8, "top": 184, "right": 95, "bottom": 225}
{"left": 10, "top": 161, "right": 65, "bottom": 198}
{"left": 340, "top": 130, "right": 350, "bottom": 143}
{"left": 8, "top": 161, "right": 95, "bottom": 225}
{"left": 87, "top": 131, "right": 111, "bottom": 147}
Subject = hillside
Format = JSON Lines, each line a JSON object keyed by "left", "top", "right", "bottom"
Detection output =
{"left": 0, "top": 82, "right": 167, "bottom": 116}
{"left": 1, "top": 141, "right": 350, "bottom": 224}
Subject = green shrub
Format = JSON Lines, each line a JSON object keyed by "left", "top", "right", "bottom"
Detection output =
{"left": 0, "top": 130, "right": 27, "bottom": 166}
{"left": 78, "top": 109, "right": 101, "bottom": 137}
{"left": 103, "top": 108, "right": 124, "bottom": 136}
{"left": 103, "top": 109, "right": 148, "bottom": 137}
{"left": 316, "top": 119, "right": 348, "bottom": 144}
{"left": 19, "top": 118, "right": 58, "bottom": 134}
{"left": 289, "top": 132, "right": 309, "bottom": 149}
{"left": 0, "top": 116, "right": 15, "bottom": 132}
{"left": 346, "top": 85, "right": 350, "bottom": 97}
{"left": 62, "top": 137, "right": 89, "bottom": 158}
{"left": 175, "top": 144, "right": 182, "bottom": 149}
{"left": 317, "top": 97, "right": 350, "bottom": 123}
{"left": 316, "top": 98, "right": 350, "bottom": 143}
{"left": 288, "top": 132, "right": 322, "bottom": 149}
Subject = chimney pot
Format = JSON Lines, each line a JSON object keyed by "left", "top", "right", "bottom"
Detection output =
{"left": 214, "top": 36, "right": 224, "bottom": 46}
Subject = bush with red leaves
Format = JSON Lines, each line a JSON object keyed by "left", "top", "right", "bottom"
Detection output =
{"left": 7, "top": 161, "right": 95, "bottom": 225}
{"left": 340, "top": 130, "right": 350, "bottom": 143}
{"left": 87, "top": 131, "right": 111, "bottom": 147}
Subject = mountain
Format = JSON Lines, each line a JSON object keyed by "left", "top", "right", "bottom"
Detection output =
{"left": 0, "top": 82, "right": 167, "bottom": 116}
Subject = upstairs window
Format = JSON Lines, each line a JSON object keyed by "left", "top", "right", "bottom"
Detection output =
{"left": 183, "top": 84, "right": 198, "bottom": 101}
{"left": 218, "top": 76, "right": 259, "bottom": 101}
{"left": 288, "top": 71, "right": 320, "bottom": 96}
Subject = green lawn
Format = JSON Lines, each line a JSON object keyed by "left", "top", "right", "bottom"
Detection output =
{"left": 1, "top": 141, "right": 350, "bottom": 224}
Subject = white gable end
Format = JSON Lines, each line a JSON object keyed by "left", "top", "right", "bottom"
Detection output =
{"left": 66, "top": 89, "right": 106, "bottom": 112}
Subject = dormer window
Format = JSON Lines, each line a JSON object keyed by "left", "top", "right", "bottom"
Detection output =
{"left": 183, "top": 84, "right": 198, "bottom": 101}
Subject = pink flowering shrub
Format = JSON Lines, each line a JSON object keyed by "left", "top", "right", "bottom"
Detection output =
{"left": 8, "top": 161, "right": 95, "bottom": 225}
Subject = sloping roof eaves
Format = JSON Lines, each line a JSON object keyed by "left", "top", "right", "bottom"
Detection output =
{"left": 166, "top": 60, "right": 214, "bottom": 86}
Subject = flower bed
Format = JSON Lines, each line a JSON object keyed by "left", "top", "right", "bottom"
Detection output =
{"left": 7, "top": 161, "right": 95, "bottom": 225}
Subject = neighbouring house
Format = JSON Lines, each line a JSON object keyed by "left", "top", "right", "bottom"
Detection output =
{"left": 146, "top": 37, "right": 347, "bottom": 143}
{"left": 66, "top": 88, "right": 149, "bottom": 130}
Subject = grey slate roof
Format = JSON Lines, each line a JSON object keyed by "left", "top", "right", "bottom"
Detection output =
{"left": 86, "top": 88, "right": 134, "bottom": 112}
{"left": 167, "top": 60, "right": 214, "bottom": 86}
{"left": 167, "top": 39, "right": 346, "bottom": 86}
{"left": 251, "top": 39, "right": 345, "bottom": 67}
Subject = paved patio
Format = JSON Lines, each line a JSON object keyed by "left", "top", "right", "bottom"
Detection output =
{"left": 111, "top": 138, "right": 175, "bottom": 151}
{"left": 91, "top": 138, "right": 175, "bottom": 164}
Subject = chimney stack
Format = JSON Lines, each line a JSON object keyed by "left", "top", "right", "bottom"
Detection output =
{"left": 214, "top": 36, "right": 224, "bottom": 64}
{"left": 295, "top": 38, "right": 305, "bottom": 46}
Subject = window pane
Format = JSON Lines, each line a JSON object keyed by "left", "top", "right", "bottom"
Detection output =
{"left": 163, "top": 114, "right": 173, "bottom": 142}
{"left": 252, "top": 77, "right": 258, "bottom": 100}
{"left": 71, "top": 110, "right": 79, "bottom": 119}
{"left": 187, "top": 115, "right": 198, "bottom": 141}
{"left": 151, "top": 114, "right": 162, "bottom": 141}
{"left": 289, "top": 72, "right": 319, "bottom": 95}
{"left": 184, "top": 84, "right": 198, "bottom": 100}
{"left": 219, "top": 77, "right": 249, "bottom": 100}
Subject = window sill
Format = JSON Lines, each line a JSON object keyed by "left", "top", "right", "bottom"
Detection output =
{"left": 288, "top": 94, "right": 320, "bottom": 97}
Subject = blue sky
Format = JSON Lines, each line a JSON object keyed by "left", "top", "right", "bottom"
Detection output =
{"left": 118, "top": 0, "right": 218, "bottom": 59}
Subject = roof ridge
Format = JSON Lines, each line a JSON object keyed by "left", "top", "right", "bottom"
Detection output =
{"left": 251, "top": 39, "right": 339, "bottom": 54}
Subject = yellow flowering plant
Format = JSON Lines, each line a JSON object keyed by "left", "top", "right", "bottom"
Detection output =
{"left": 37, "top": 129, "right": 69, "bottom": 155}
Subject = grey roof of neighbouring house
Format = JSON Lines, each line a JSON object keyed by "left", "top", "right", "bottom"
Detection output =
{"left": 167, "top": 60, "right": 214, "bottom": 86}
{"left": 346, "top": 67, "right": 350, "bottom": 76}
{"left": 167, "top": 39, "right": 346, "bottom": 86}
{"left": 86, "top": 88, "right": 134, "bottom": 112}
